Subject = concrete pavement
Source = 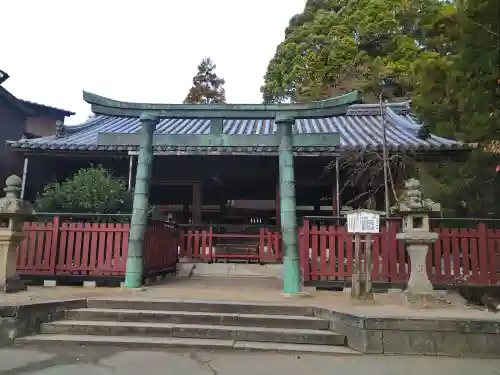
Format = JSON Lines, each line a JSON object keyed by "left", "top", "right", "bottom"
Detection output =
{"left": 1, "top": 346, "right": 499, "bottom": 375}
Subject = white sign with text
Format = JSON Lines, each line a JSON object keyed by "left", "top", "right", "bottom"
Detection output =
{"left": 346, "top": 210, "right": 381, "bottom": 234}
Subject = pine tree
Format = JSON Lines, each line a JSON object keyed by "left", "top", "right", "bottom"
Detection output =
{"left": 184, "top": 57, "right": 226, "bottom": 104}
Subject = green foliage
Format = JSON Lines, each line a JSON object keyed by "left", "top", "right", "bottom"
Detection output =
{"left": 412, "top": 0, "right": 499, "bottom": 142}
{"left": 184, "top": 57, "right": 226, "bottom": 104}
{"left": 418, "top": 151, "right": 500, "bottom": 217}
{"left": 412, "top": 0, "right": 500, "bottom": 217}
{"left": 263, "top": 0, "right": 500, "bottom": 217}
{"left": 36, "top": 166, "right": 132, "bottom": 215}
{"left": 261, "top": 0, "right": 457, "bottom": 103}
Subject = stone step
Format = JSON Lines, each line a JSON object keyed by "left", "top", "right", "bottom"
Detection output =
{"left": 16, "top": 335, "right": 360, "bottom": 355}
{"left": 65, "top": 308, "right": 330, "bottom": 330}
{"left": 41, "top": 320, "right": 346, "bottom": 346}
{"left": 86, "top": 299, "right": 314, "bottom": 316}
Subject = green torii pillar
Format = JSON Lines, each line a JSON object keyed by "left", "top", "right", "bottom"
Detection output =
{"left": 124, "top": 113, "right": 159, "bottom": 288}
{"left": 276, "top": 115, "right": 300, "bottom": 294}
{"left": 98, "top": 115, "right": 339, "bottom": 294}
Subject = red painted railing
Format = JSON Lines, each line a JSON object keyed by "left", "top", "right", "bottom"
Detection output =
{"left": 21, "top": 216, "right": 490, "bottom": 286}
{"left": 430, "top": 226, "right": 499, "bottom": 285}
{"left": 179, "top": 225, "right": 282, "bottom": 263}
{"left": 16, "top": 216, "right": 178, "bottom": 279}
{"left": 144, "top": 221, "right": 178, "bottom": 276}
{"left": 300, "top": 220, "right": 500, "bottom": 285}
{"left": 55, "top": 221, "right": 130, "bottom": 276}
{"left": 300, "top": 220, "right": 406, "bottom": 283}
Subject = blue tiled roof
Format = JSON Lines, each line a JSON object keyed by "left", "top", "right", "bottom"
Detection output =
{"left": 7, "top": 102, "right": 464, "bottom": 154}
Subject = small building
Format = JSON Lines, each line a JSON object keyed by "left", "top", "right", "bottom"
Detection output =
{"left": 0, "top": 70, "right": 74, "bottom": 188}
{"left": 7, "top": 90, "right": 466, "bottom": 223}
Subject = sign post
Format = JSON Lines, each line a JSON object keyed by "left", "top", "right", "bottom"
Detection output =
{"left": 346, "top": 209, "right": 381, "bottom": 301}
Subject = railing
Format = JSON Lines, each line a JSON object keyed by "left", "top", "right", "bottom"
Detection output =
{"left": 300, "top": 217, "right": 406, "bottom": 283}
{"left": 20, "top": 213, "right": 494, "bottom": 286}
{"left": 300, "top": 217, "right": 500, "bottom": 286}
{"left": 178, "top": 224, "right": 282, "bottom": 263}
{"left": 144, "top": 220, "right": 179, "bottom": 276}
{"left": 16, "top": 214, "right": 178, "bottom": 280}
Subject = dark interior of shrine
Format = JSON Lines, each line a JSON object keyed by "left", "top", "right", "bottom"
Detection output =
{"left": 22, "top": 153, "right": 387, "bottom": 224}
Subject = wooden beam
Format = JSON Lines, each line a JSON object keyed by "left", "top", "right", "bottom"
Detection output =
{"left": 151, "top": 180, "right": 198, "bottom": 186}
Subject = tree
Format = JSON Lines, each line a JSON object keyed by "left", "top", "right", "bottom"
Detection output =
{"left": 263, "top": 0, "right": 500, "bottom": 217}
{"left": 413, "top": 0, "right": 500, "bottom": 217}
{"left": 261, "top": 0, "right": 459, "bottom": 103}
{"left": 412, "top": 0, "right": 499, "bottom": 141}
{"left": 184, "top": 57, "right": 226, "bottom": 104}
{"left": 261, "top": 0, "right": 459, "bottom": 210}
{"left": 36, "top": 166, "right": 133, "bottom": 215}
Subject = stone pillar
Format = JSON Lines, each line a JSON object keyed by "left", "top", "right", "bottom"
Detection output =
{"left": 0, "top": 175, "right": 35, "bottom": 293}
{"left": 124, "top": 112, "right": 159, "bottom": 288}
{"left": 276, "top": 115, "right": 301, "bottom": 295}
{"left": 392, "top": 178, "right": 441, "bottom": 304}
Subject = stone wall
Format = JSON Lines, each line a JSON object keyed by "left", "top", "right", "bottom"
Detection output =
{"left": 0, "top": 299, "right": 86, "bottom": 346}
{"left": 315, "top": 307, "right": 500, "bottom": 357}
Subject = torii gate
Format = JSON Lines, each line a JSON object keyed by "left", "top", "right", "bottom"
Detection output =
{"left": 87, "top": 91, "right": 357, "bottom": 295}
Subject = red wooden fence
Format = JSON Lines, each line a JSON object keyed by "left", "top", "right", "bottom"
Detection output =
{"left": 179, "top": 226, "right": 282, "bottom": 263}
{"left": 16, "top": 216, "right": 178, "bottom": 279}
{"left": 144, "top": 221, "right": 178, "bottom": 276}
{"left": 301, "top": 220, "right": 500, "bottom": 285}
{"left": 300, "top": 220, "right": 407, "bottom": 283}
{"left": 18, "top": 216, "right": 500, "bottom": 286}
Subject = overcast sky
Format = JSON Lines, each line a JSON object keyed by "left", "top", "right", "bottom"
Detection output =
{"left": 1, "top": 0, "right": 306, "bottom": 124}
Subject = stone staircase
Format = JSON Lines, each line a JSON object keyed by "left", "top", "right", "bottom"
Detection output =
{"left": 17, "top": 299, "right": 359, "bottom": 355}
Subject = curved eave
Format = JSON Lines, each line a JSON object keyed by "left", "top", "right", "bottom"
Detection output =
{"left": 83, "top": 90, "right": 361, "bottom": 119}
{"left": 7, "top": 141, "right": 473, "bottom": 154}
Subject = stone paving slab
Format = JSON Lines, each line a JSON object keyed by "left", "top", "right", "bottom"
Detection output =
{"left": 2, "top": 346, "right": 500, "bottom": 375}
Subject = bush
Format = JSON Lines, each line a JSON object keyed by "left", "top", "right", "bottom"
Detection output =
{"left": 35, "top": 166, "right": 133, "bottom": 215}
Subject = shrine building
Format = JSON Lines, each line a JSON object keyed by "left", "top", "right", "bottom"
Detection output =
{"left": 7, "top": 90, "right": 466, "bottom": 228}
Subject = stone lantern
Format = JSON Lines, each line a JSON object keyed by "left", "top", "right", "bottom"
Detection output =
{"left": 0, "top": 175, "right": 35, "bottom": 293}
{"left": 392, "top": 178, "right": 440, "bottom": 304}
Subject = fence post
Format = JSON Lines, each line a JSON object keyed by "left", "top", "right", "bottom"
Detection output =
{"left": 477, "top": 223, "right": 492, "bottom": 284}
{"left": 178, "top": 228, "right": 185, "bottom": 258}
{"left": 206, "top": 226, "right": 213, "bottom": 262}
{"left": 49, "top": 216, "right": 60, "bottom": 276}
{"left": 175, "top": 226, "right": 180, "bottom": 263}
{"left": 258, "top": 227, "right": 266, "bottom": 263}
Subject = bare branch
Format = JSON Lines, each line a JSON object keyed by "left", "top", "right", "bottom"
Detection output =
{"left": 325, "top": 149, "right": 415, "bottom": 210}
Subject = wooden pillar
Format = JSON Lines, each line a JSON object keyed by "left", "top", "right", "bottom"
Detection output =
{"left": 314, "top": 204, "right": 320, "bottom": 215}
{"left": 183, "top": 204, "right": 190, "bottom": 223}
{"left": 192, "top": 182, "right": 202, "bottom": 224}
{"left": 20, "top": 157, "right": 29, "bottom": 200}
{"left": 332, "top": 185, "right": 338, "bottom": 217}
{"left": 219, "top": 200, "right": 227, "bottom": 223}
{"left": 127, "top": 155, "right": 134, "bottom": 192}
{"left": 335, "top": 157, "right": 341, "bottom": 217}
